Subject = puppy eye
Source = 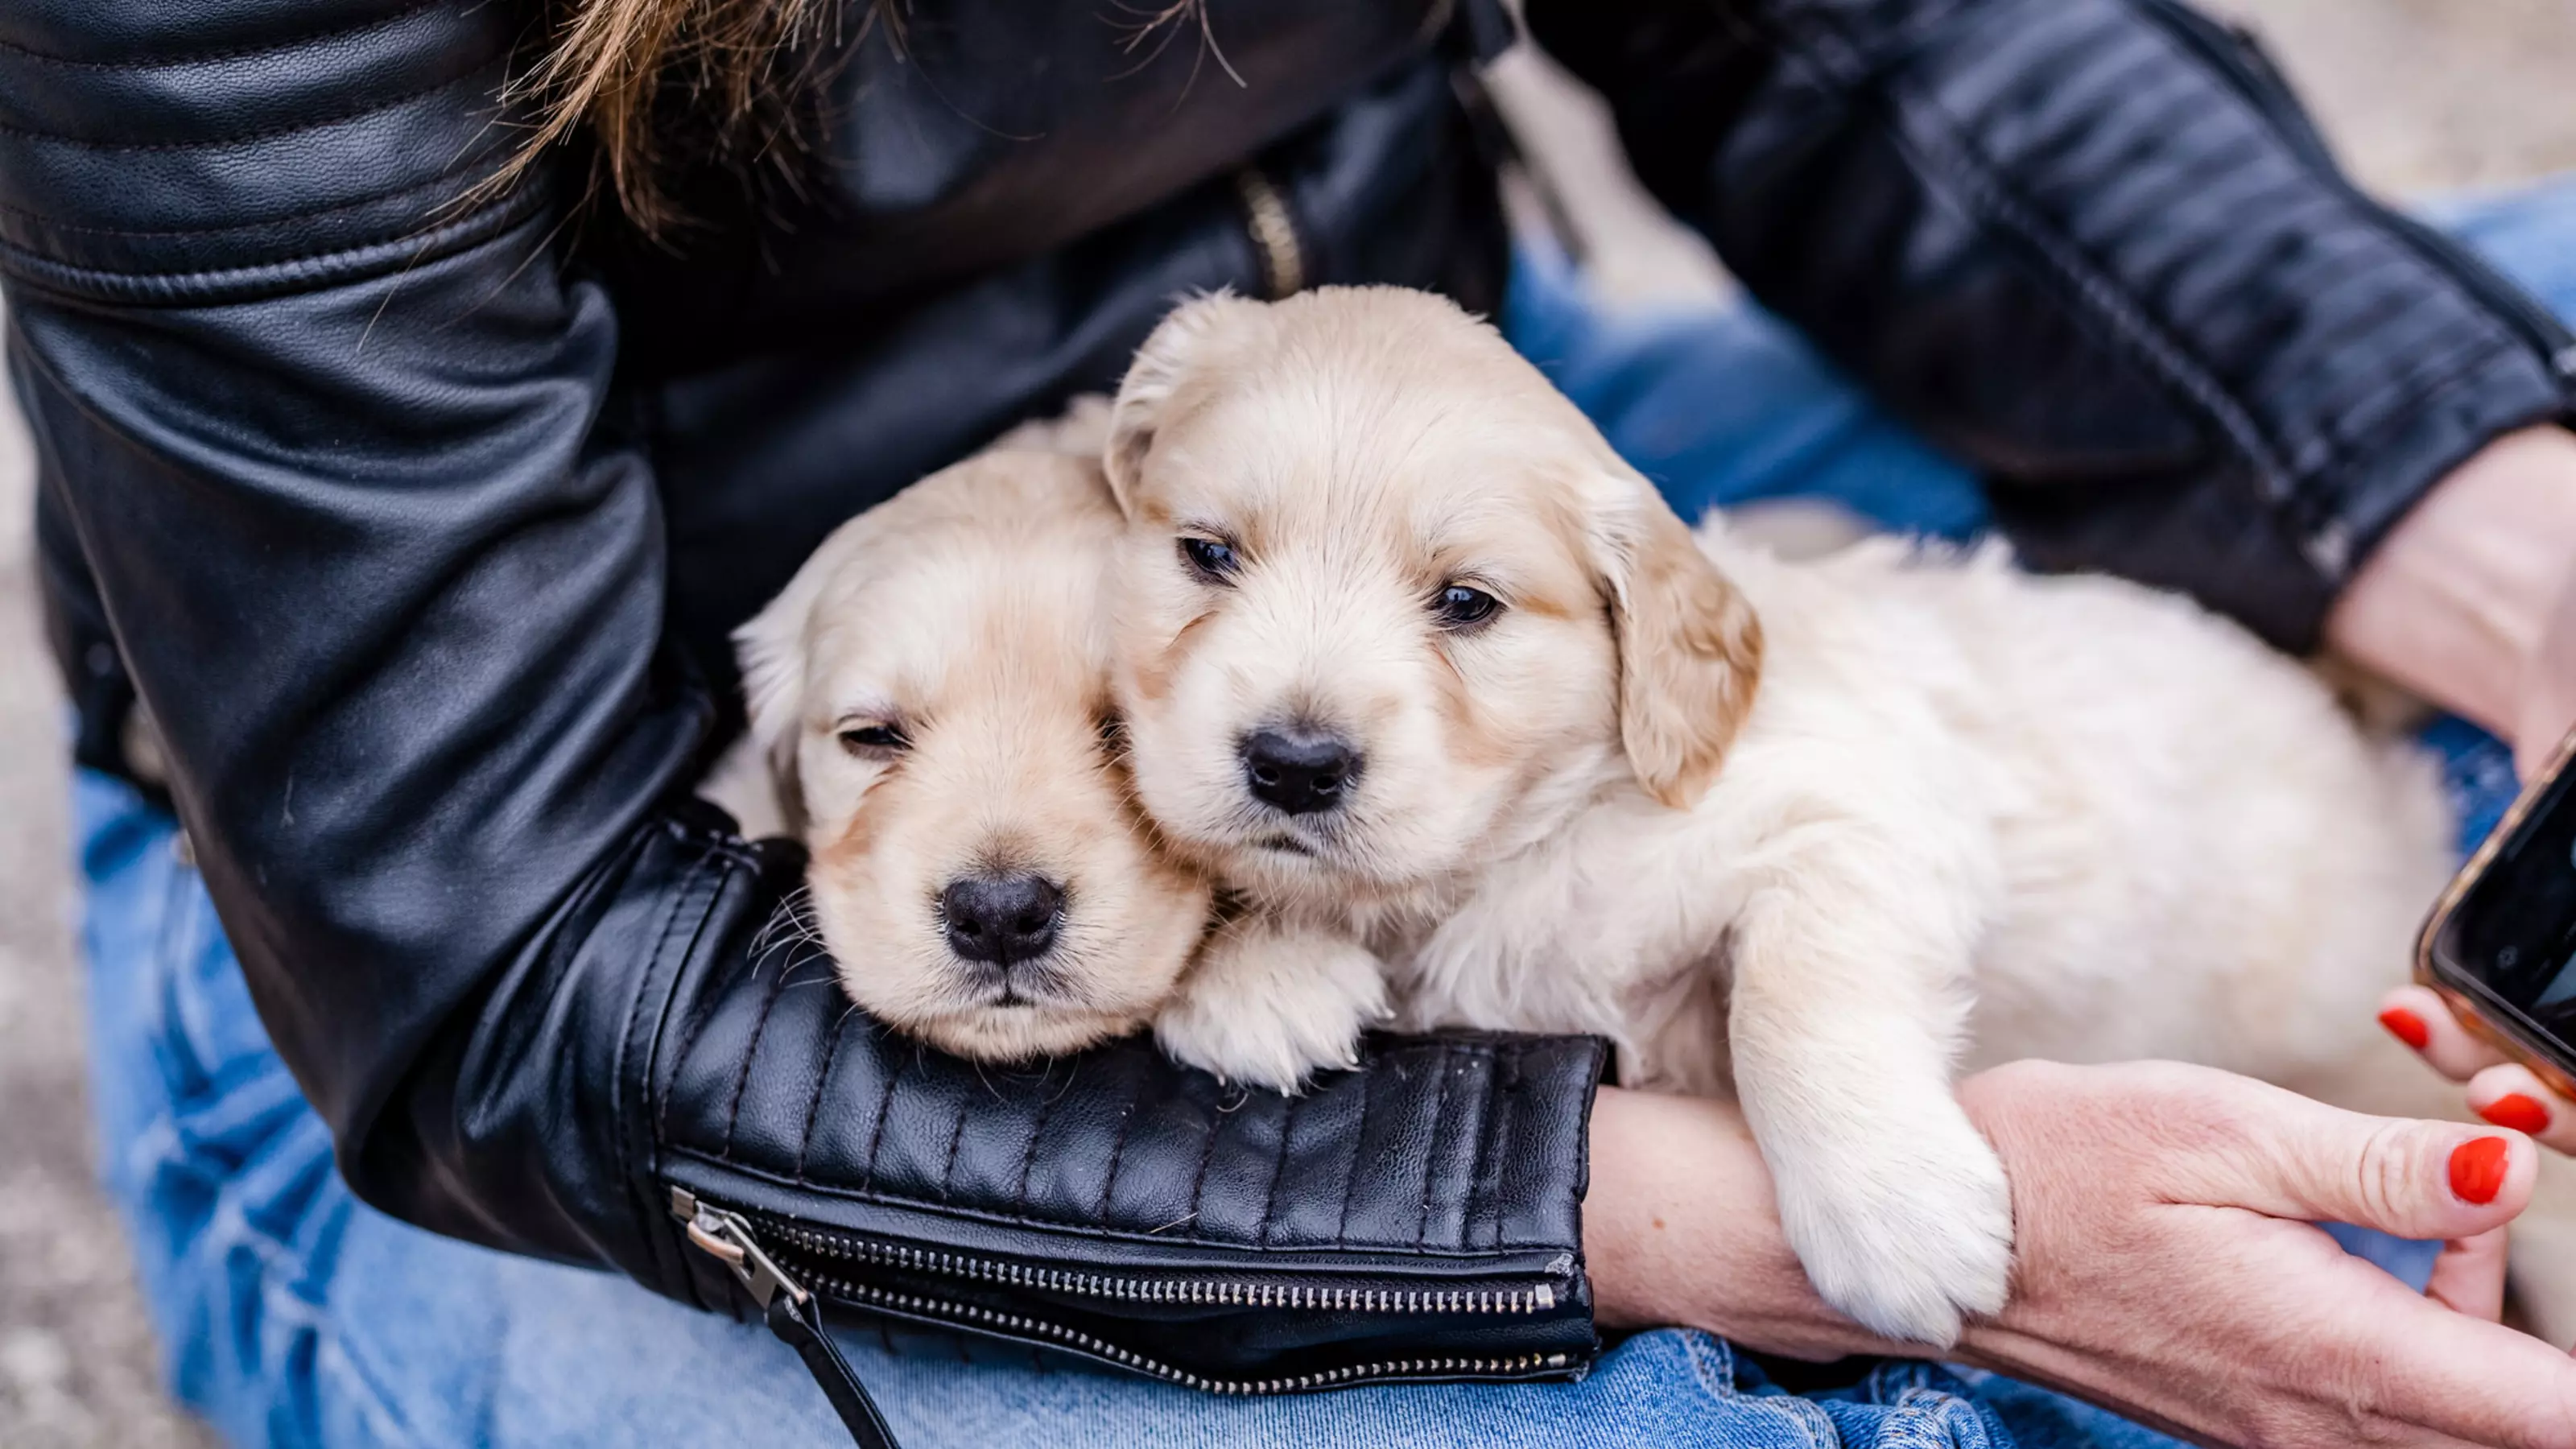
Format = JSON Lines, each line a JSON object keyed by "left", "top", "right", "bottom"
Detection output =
{"left": 1433, "top": 583, "right": 1502, "bottom": 630}
{"left": 837, "top": 722, "right": 909, "bottom": 756}
{"left": 1179, "top": 535, "right": 1240, "bottom": 583}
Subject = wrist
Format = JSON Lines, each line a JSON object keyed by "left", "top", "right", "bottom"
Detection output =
{"left": 2325, "top": 426, "right": 2576, "bottom": 743}
{"left": 1583, "top": 1086, "right": 1900, "bottom": 1360}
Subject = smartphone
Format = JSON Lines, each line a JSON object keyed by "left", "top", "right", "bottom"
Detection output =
{"left": 2419, "top": 727, "right": 2576, "bottom": 1100}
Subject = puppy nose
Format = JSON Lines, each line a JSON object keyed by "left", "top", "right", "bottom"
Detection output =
{"left": 1241, "top": 725, "right": 1361, "bottom": 815}
{"left": 941, "top": 872, "right": 1064, "bottom": 965}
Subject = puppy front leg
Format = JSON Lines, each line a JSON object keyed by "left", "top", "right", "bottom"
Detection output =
{"left": 1153, "top": 917, "right": 1389, "bottom": 1093}
{"left": 1728, "top": 871, "right": 2012, "bottom": 1348}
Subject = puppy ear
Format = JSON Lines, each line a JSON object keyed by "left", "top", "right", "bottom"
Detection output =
{"left": 1596, "top": 482, "right": 1763, "bottom": 809}
{"left": 733, "top": 562, "right": 825, "bottom": 833}
{"left": 1104, "top": 291, "right": 1261, "bottom": 514}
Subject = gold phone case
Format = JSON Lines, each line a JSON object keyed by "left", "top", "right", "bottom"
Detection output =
{"left": 2415, "top": 720, "right": 2576, "bottom": 1102}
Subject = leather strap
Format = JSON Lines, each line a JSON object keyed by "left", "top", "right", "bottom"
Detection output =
{"left": 764, "top": 1294, "right": 904, "bottom": 1449}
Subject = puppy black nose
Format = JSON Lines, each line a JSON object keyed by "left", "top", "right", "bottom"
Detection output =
{"left": 941, "top": 872, "right": 1064, "bottom": 965}
{"left": 1241, "top": 726, "right": 1361, "bottom": 815}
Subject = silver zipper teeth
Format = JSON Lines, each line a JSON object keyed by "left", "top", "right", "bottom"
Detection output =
{"left": 1233, "top": 167, "right": 1307, "bottom": 299}
{"left": 763, "top": 1220, "right": 1554, "bottom": 1315}
{"left": 799, "top": 1266, "right": 1571, "bottom": 1395}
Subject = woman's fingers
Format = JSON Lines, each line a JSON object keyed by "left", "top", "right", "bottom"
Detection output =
{"left": 2380, "top": 985, "right": 2512, "bottom": 1082}
{"left": 2423, "top": 1226, "right": 2512, "bottom": 1320}
{"left": 2359, "top": 1288, "right": 2576, "bottom": 1448}
{"left": 2175, "top": 1069, "right": 2534, "bottom": 1241}
{"left": 2466, "top": 1061, "right": 2576, "bottom": 1155}
{"left": 2376, "top": 989, "right": 2576, "bottom": 1154}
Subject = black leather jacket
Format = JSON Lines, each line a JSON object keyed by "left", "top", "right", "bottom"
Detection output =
{"left": 5, "top": 0, "right": 2570, "bottom": 1399}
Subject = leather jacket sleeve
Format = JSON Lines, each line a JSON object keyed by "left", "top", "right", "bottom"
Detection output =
{"left": 1528, "top": 0, "right": 2576, "bottom": 652}
{"left": 0, "top": 0, "right": 1600, "bottom": 1391}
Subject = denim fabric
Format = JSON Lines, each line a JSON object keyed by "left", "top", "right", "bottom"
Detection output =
{"left": 76, "top": 173, "right": 2576, "bottom": 1447}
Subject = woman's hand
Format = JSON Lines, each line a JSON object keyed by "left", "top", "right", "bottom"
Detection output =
{"left": 1586, "top": 1062, "right": 2576, "bottom": 1447}
{"left": 2332, "top": 426, "right": 2576, "bottom": 1140}
{"left": 1955, "top": 1060, "right": 2572, "bottom": 1447}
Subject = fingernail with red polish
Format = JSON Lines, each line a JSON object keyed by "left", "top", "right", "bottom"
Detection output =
{"left": 2450, "top": 1137, "right": 2512, "bottom": 1205}
{"left": 2479, "top": 1093, "right": 2553, "bottom": 1134}
{"left": 2380, "top": 1007, "right": 2431, "bottom": 1051}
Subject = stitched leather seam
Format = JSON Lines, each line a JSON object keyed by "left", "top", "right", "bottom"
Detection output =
{"left": 626, "top": 832, "right": 704, "bottom": 1164}
{"left": 654, "top": 872, "right": 751, "bottom": 1146}
{"left": 610, "top": 861, "right": 680, "bottom": 1209}
{"left": 0, "top": 1, "right": 450, "bottom": 72}
{"left": 2289, "top": 352, "right": 2563, "bottom": 561}
{"left": 2294, "top": 332, "right": 2518, "bottom": 480}
{"left": 634, "top": 832, "right": 724, "bottom": 1309}
{"left": 1485, "top": 1041, "right": 1522, "bottom": 1253}
{"left": 1257, "top": 1090, "right": 1301, "bottom": 1249}
{"left": 937, "top": 1083, "right": 970, "bottom": 1204}
{"left": 1773, "top": 2, "right": 2297, "bottom": 495}
{"left": 1010, "top": 1067, "right": 1056, "bottom": 1217}
{"left": 793, "top": 997, "right": 847, "bottom": 1185}
{"left": 1334, "top": 1053, "right": 1375, "bottom": 1248}
{"left": 0, "top": 190, "right": 543, "bottom": 305}
{"left": 0, "top": 62, "right": 493, "bottom": 153}
{"left": 1182, "top": 1088, "right": 1226, "bottom": 1242}
{"left": 1415, "top": 1040, "right": 1453, "bottom": 1250}
{"left": 858, "top": 1030, "right": 899, "bottom": 1196}
{"left": 1094, "top": 1066, "right": 1151, "bottom": 1228}
{"left": 655, "top": 830, "right": 767, "bottom": 1146}
{"left": 716, "top": 911, "right": 809, "bottom": 1161}
{"left": 0, "top": 163, "right": 481, "bottom": 241}
{"left": 1463, "top": 1044, "right": 1499, "bottom": 1253}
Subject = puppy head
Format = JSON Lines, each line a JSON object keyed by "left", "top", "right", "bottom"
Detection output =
{"left": 1102, "top": 287, "right": 1760, "bottom": 905}
{"left": 737, "top": 452, "right": 1213, "bottom": 1060}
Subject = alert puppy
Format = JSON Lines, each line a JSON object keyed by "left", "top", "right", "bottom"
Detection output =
{"left": 736, "top": 451, "right": 1212, "bottom": 1062}
{"left": 1100, "top": 287, "right": 2486, "bottom": 1347}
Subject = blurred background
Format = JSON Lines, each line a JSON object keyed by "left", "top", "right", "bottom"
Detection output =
{"left": 2, "top": 3, "right": 2574, "bottom": 1444}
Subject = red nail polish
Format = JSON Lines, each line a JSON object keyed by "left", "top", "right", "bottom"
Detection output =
{"left": 2450, "top": 1137, "right": 2512, "bottom": 1205}
{"left": 2379, "top": 1007, "right": 2430, "bottom": 1051}
{"left": 2479, "top": 1093, "right": 2552, "bottom": 1135}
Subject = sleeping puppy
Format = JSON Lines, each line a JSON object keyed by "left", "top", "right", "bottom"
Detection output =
{"left": 1097, "top": 287, "right": 2493, "bottom": 1347}
{"left": 736, "top": 450, "right": 1213, "bottom": 1063}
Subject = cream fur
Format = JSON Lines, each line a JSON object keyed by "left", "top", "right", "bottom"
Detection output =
{"left": 736, "top": 451, "right": 1213, "bottom": 1063}
{"left": 1100, "top": 286, "right": 2574, "bottom": 1348}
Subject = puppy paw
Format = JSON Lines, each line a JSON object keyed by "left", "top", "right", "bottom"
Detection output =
{"left": 1154, "top": 925, "right": 1388, "bottom": 1094}
{"left": 1768, "top": 1100, "right": 2014, "bottom": 1348}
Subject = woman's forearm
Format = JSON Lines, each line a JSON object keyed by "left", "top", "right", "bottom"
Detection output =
{"left": 1584, "top": 1086, "right": 1900, "bottom": 1360}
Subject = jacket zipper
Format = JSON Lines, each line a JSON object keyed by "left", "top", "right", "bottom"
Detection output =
{"left": 2145, "top": 0, "right": 2576, "bottom": 382}
{"left": 671, "top": 1189, "right": 1575, "bottom": 1394}
{"left": 1234, "top": 167, "right": 1308, "bottom": 299}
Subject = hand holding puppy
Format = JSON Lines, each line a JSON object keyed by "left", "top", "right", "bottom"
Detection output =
{"left": 1591, "top": 1063, "right": 2576, "bottom": 1449}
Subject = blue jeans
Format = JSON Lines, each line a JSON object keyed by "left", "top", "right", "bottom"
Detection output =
{"left": 80, "top": 174, "right": 2576, "bottom": 1448}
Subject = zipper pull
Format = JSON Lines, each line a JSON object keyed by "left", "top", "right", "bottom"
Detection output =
{"left": 670, "top": 1187, "right": 807, "bottom": 1310}
{"left": 670, "top": 1191, "right": 906, "bottom": 1449}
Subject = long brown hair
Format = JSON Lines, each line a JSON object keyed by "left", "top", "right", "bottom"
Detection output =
{"left": 506, "top": 0, "right": 1228, "bottom": 235}
{"left": 500, "top": 0, "right": 837, "bottom": 237}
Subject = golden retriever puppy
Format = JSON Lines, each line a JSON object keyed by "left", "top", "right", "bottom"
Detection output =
{"left": 1095, "top": 287, "right": 2521, "bottom": 1348}
{"left": 735, "top": 451, "right": 1212, "bottom": 1063}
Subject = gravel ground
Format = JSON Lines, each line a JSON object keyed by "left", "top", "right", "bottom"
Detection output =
{"left": 3, "top": 6, "right": 2573, "bottom": 1445}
